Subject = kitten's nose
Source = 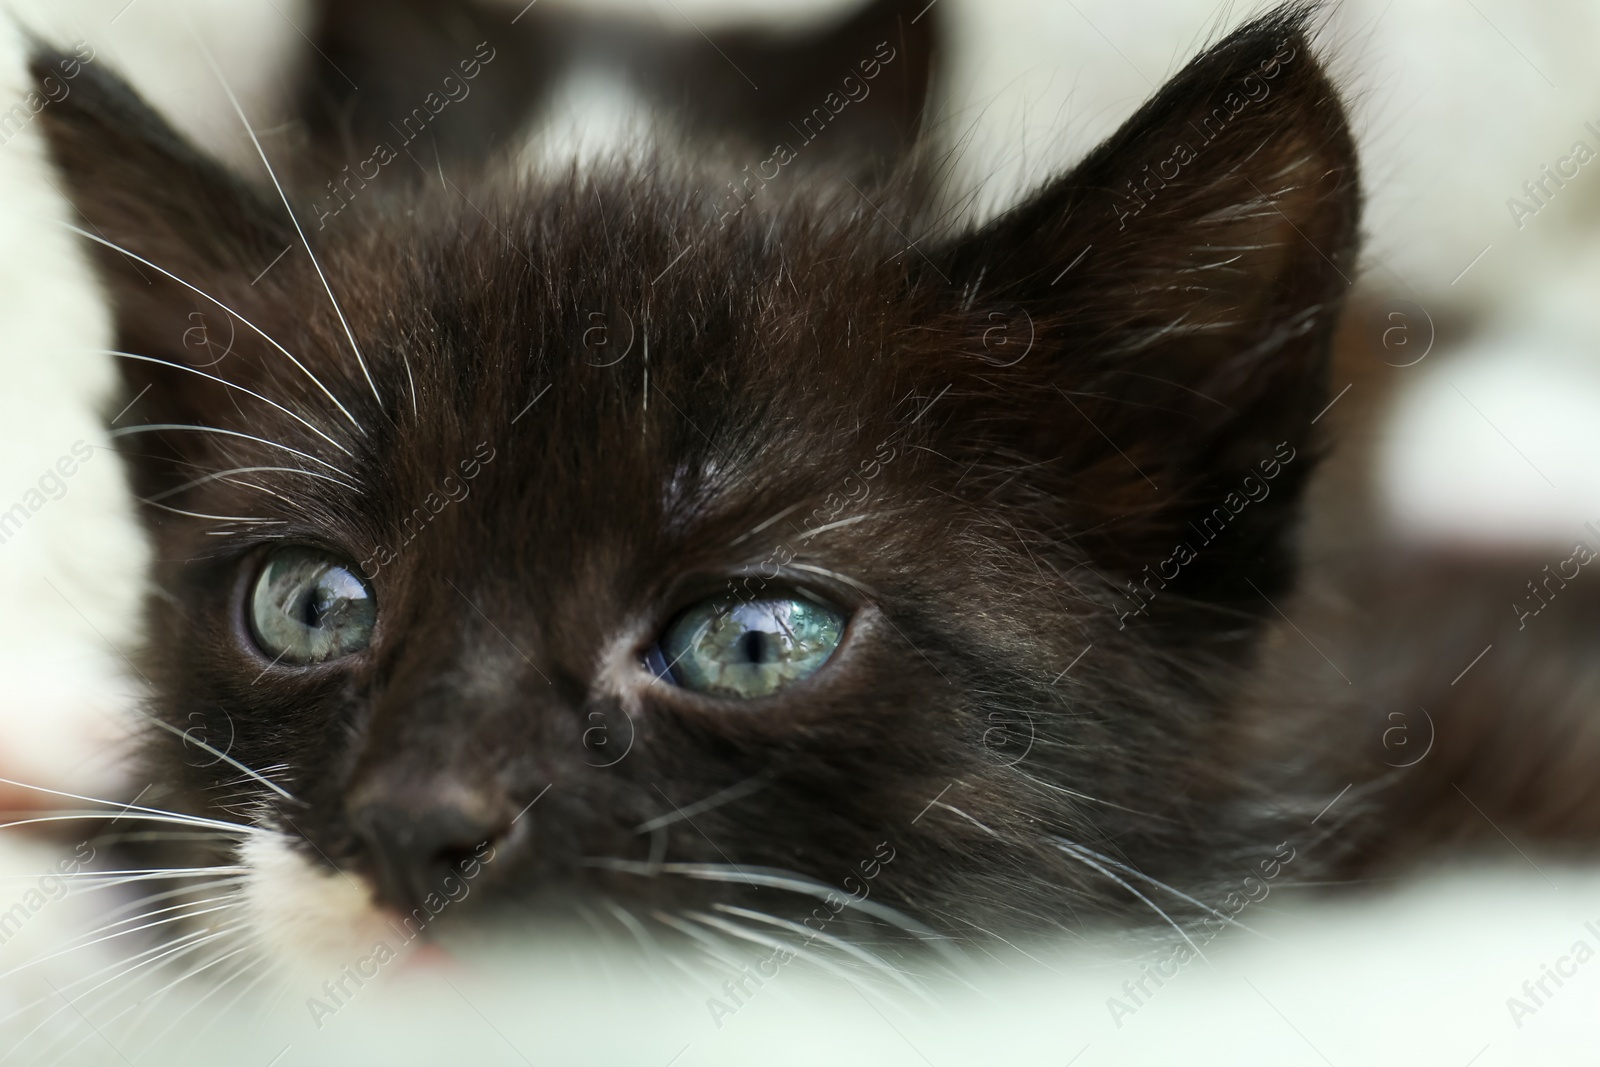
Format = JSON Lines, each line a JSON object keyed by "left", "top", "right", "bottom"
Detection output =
{"left": 352, "top": 799, "right": 505, "bottom": 909}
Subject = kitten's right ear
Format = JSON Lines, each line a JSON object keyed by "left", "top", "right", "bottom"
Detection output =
{"left": 32, "top": 49, "right": 307, "bottom": 499}
{"left": 921, "top": 7, "right": 1358, "bottom": 617}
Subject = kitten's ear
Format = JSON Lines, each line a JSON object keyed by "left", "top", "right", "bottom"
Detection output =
{"left": 31, "top": 50, "right": 302, "bottom": 499}
{"left": 931, "top": 8, "right": 1358, "bottom": 610}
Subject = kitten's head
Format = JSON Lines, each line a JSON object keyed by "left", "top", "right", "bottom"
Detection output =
{"left": 34, "top": 4, "right": 1357, "bottom": 963}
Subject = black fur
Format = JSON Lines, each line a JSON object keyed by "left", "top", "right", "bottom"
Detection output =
{"left": 33, "top": 4, "right": 1364, "bottom": 944}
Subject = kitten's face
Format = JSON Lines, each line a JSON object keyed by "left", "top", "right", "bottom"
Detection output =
{"left": 35, "top": 8, "right": 1358, "bottom": 957}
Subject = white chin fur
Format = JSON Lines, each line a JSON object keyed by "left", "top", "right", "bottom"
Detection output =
{"left": 237, "top": 833, "right": 403, "bottom": 978}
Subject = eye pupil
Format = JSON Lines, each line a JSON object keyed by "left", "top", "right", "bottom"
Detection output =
{"left": 740, "top": 630, "right": 766, "bottom": 664}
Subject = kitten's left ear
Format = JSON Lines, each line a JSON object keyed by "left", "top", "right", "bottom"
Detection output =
{"left": 31, "top": 49, "right": 318, "bottom": 505}
{"left": 930, "top": 7, "right": 1358, "bottom": 609}
{"left": 31, "top": 47, "right": 289, "bottom": 295}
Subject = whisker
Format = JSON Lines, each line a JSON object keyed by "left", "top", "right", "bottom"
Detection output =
{"left": 139, "top": 716, "right": 300, "bottom": 803}
{"left": 1052, "top": 842, "right": 1207, "bottom": 961}
{"left": 172, "top": 956, "right": 283, "bottom": 1055}
{"left": 0, "top": 811, "right": 256, "bottom": 836}
{"left": 81, "top": 879, "right": 248, "bottom": 925}
{"left": 192, "top": 32, "right": 384, "bottom": 412}
{"left": 784, "top": 563, "right": 878, "bottom": 597}
{"left": 0, "top": 928, "right": 207, "bottom": 1035}
{"left": 0, "top": 924, "right": 237, "bottom": 1061}
{"left": 0, "top": 812, "right": 252, "bottom": 838}
{"left": 1053, "top": 838, "right": 1264, "bottom": 938}
{"left": 675, "top": 908, "right": 865, "bottom": 990}
{"left": 0, "top": 867, "right": 247, "bottom": 881}
{"left": 0, "top": 898, "right": 243, "bottom": 986}
{"left": 94, "top": 350, "right": 353, "bottom": 457}
{"left": 1011, "top": 768, "right": 1159, "bottom": 818}
{"left": 74, "top": 831, "right": 249, "bottom": 848}
{"left": 145, "top": 466, "right": 360, "bottom": 502}
{"left": 727, "top": 503, "right": 806, "bottom": 547}
{"left": 31, "top": 876, "right": 244, "bottom": 917}
{"left": 0, "top": 777, "right": 262, "bottom": 835}
{"left": 403, "top": 353, "right": 418, "bottom": 418}
{"left": 588, "top": 858, "right": 968, "bottom": 969}
{"left": 53, "top": 223, "right": 365, "bottom": 432}
{"left": 128, "top": 500, "right": 284, "bottom": 524}
{"left": 0, "top": 905, "right": 228, "bottom": 1014}
{"left": 666, "top": 863, "right": 950, "bottom": 945}
{"left": 788, "top": 512, "right": 895, "bottom": 542}
{"left": 572, "top": 903, "right": 625, "bottom": 994}
{"left": 633, "top": 773, "right": 770, "bottom": 835}
{"left": 945, "top": 914, "right": 1082, "bottom": 976}
{"left": 648, "top": 909, "right": 766, "bottom": 978}
{"left": 106, "top": 423, "right": 349, "bottom": 478}
{"left": 73, "top": 876, "right": 247, "bottom": 922}
{"left": 18, "top": 927, "right": 247, "bottom": 1064}
{"left": 594, "top": 900, "right": 711, "bottom": 1003}
{"left": 132, "top": 950, "right": 262, "bottom": 1057}
{"left": 706, "top": 904, "right": 934, "bottom": 1002}
{"left": 599, "top": 898, "right": 664, "bottom": 962}
{"left": 114, "top": 943, "right": 254, "bottom": 1046}
{"left": 925, "top": 800, "right": 1003, "bottom": 838}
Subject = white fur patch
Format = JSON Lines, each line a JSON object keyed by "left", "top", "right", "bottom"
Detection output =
{"left": 237, "top": 833, "right": 400, "bottom": 978}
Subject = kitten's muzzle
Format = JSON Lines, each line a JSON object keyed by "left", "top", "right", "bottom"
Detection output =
{"left": 352, "top": 799, "right": 506, "bottom": 911}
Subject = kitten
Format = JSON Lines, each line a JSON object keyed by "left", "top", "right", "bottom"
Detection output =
{"left": 32, "top": 1, "right": 1373, "bottom": 966}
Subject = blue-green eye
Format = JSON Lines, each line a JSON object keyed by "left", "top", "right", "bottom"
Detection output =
{"left": 655, "top": 596, "right": 845, "bottom": 699}
{"left": 249, "top": 547, "right": 375, "bottom": 665}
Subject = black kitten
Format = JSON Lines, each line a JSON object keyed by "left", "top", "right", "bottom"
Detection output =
{"left": 34, "top": 2, "right": 1363, "bottom": 965}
